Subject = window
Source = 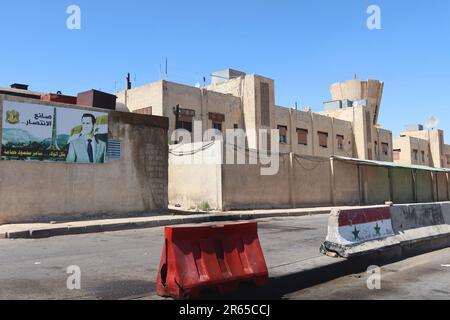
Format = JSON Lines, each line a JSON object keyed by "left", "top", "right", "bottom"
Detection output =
{"left": 209, "top": 112, "right": 225, "bottom": 133}
{"left": 176, "top": 119, "right": 193, "bottom": 133}
{"left": 336, "top": 135, "right": 344, "bottom": 150}
{"left": 413, "top": 149, "right": 418, "bottom": 161}
{"left": 297, "top": 129, "right": 308, "bottom": 146}
{"left": 277, "top": 125, "right": 288, "bottom": 144}
{"left": 234, "top": 124, "right": 239, "bottom": 129}
{"left": 175, "top": 108, "right": 195, "bottom": 133}
{"left": 421, "top": 151, "right": 425, "bottom": 162}
{"left": 374, "top": 141, "right": 378, "bottom": 156}
{"left": 393, "top": 149, "right": 401, "bottom": 161}
{"left": 318, "top": 132, "right": 328, "bottom": 148}
{"left": 447, "top": 155, "right": 450, "bottom": 165}
{"left": 213, "top": 122, "right": 222, "bottom": 132}
{"left": 381, "top": 143, "right": 389, "bottom": 156}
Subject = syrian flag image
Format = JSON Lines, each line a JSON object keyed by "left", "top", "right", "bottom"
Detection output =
{"left": 337, "top": 207, "right": 394, "bottom": 245}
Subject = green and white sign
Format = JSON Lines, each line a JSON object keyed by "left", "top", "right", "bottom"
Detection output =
{"left": 2, "top": 100, "right": 108, "bottom": 163}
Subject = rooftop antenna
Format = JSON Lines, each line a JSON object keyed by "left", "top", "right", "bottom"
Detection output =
{"left": 165, "top": 58, "right": 168, "bottom": 80}
{"left": 295, "top": 101, "right": 298, "bottom": 110}
{"left": 426, "top": 116, "right": 439, "bottom": 130}
{"left": 126, "top": 73, "right": 132, "bottom": 90}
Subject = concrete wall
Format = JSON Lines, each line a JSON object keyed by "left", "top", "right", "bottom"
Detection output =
{"left": 168, "top": 141, "right": 448, "bottom": 211}
{"left": 222, "top": 154, "right": 292, "bottom": 210}
{"left": 168, "top": 141, "right": 223, "bottom": 210}
{"left": 332, "top": 160, "right": 360, "bottom": 206}
{"left": 0, "top": 95, "right": 169, "bottom": 224}
{"left": 292, "top": 155, "right": 333, "bottom": 206}
{"left": 416, "top": 170, "right": 434, "bottom": 203}
{"left": 391, "top": 168, "right": 414, "bottom": 204}
{"left": 116, "top": 81, "right": 164, "bottom": 114}
{"left": 361, "top": 166, "right": 391, "bottom": 205}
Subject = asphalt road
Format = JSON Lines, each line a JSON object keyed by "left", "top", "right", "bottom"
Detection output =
{"left": 0, "top": 215, "right": 328, "bottom": 300}
{"left": 285, "top": 247, "right": 450, "bottom": 300}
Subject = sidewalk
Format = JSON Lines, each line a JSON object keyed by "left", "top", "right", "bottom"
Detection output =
{"left": 0, "top": 206, "right": 348, "bottom": 240}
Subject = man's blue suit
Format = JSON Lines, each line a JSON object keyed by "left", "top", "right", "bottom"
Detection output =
{"left": 66, "top": 136, "right": 107, "bottom": 164}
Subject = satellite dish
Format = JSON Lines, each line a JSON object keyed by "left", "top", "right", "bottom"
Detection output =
{"left": 426, "top": 116, "right": 439, "bottom": 130}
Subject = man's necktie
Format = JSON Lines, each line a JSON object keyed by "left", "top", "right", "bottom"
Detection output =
{"left": 87, "top": 139, "right": 94, "bottom": 163}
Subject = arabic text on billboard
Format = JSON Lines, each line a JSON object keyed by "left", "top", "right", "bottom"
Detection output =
{"left": 1, "top": 101, "right": 108, "bottom": 163}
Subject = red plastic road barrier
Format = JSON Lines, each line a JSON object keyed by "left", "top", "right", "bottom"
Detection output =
{"left": 156, "top": 222, "right": 269, "bottom": 300}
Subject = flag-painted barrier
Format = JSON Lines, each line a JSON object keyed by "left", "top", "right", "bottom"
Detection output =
{"left": 321, "top": 202, "right": 450, "bottom": 258}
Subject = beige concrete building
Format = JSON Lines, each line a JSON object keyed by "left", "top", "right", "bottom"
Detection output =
{"left": 117, "top": 70, "right": 392, "bottom": 161}
{"left": 393, "top": 125, "right": 450, "bottom": 169}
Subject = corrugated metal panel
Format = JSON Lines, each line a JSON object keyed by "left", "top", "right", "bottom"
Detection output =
{"left": 331, "top": 156, "right": 450, "bottom": 172}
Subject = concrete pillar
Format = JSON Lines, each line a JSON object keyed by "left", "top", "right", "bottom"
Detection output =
{"left": 447, "top": 172, "right": 450, "bottom": 201}
{"left": 434, "top": 172, "right": 439, "bottom": 202}
{"left": 311, "top": 112, "right": 315, "bottom": 157}
{"left": 357, "top": 164, "right": 363, "bottom": 205}
{"left": 330, "top": 158, "right": 336, "bottom": 206}
{"left": 289, "top": 153, "right": 296, "bottom": 208}
{"left": 289, "top": 109, "right": 295, "bottom": 154}
{"left": 412, "top": 169, "right": 418, "bottom": 203}
{"left": 388, "top": 167, "right": 394, "bottom": 202}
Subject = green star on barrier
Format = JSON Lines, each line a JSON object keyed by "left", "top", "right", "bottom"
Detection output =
{"left": 374, "top": 223, "right": 382, "bottom": 236}
{"left": 352, "top": 227, "right": 361, "bottom": 241}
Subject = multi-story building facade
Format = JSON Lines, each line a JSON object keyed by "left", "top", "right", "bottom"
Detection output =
{"left": 393, "top": 125, "right": 450, "bottom": 169}
{"left": 116, "top": 69, "right": 393, "bottom": 162}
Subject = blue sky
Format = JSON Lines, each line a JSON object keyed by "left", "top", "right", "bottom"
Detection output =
{"left": 1, "top": 1, "right": 449, "bottom": 140}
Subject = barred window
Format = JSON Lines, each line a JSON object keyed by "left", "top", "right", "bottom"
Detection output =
{"left": 277, "top": 125, "right": 288, "bottom": 144}
{"left": 297, "top": 129, "right": 308, "bottom": 146}
{"left": 318, "top": 132, "right": 328, "bottom": 148}
{"left": 337, "top": 135, "right": 344, "bottom": 150}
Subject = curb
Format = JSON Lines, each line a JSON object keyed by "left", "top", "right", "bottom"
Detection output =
{"left": 4, "top": 210, "right": 330, "bottom": 240}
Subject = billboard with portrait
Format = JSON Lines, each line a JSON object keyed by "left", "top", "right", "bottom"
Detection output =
{"left": 1, "top": 100, "right": 108, "bottom": 163}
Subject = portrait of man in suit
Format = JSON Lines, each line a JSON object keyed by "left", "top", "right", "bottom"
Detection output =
{"left": 66, "top": 113, "right": 107, "bottom": 164}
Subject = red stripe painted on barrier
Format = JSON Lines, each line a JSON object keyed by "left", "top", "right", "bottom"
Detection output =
{"left": 338, "top": 207, "right": 392, "bottom": 227}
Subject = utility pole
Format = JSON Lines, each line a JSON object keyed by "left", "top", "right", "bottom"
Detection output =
{"left": 126, "top": 73, "right": 132, "bottom": 90}
{"left": 174, "top": 104, "right": 180, "bottom": 144}
{"left": 174, "top": 104, "right": 180, "bottom": 127}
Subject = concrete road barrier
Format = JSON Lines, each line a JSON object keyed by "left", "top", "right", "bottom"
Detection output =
{"left": 321, "top": 202, "right": 450, "bottom": 258}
